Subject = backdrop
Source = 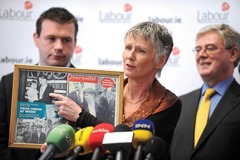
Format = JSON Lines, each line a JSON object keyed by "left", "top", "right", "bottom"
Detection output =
{"left": 0, "top": 0, "right": 239, "bottom": 96}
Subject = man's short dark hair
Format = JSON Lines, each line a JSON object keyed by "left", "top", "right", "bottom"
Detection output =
{"left": 37, "top": 72, "right": 48, "bottom": 80}
{"left": 36, "top": 7, "right": 78, "bottom": 39}
{"left": 37, "top": 124, "right": 42, "bottom": 128}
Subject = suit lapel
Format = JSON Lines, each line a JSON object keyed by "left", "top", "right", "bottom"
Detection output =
{"left": 69, "top": 63, "right": 75, "bottom": 68}
{"left": 194, "top": 80, "right": 240, "bottom": 149}
{"left": 188, "top": 89, "right": 202, "bottom": 148}
{"left": 36, "top": 63, "right": 75, "bottom": 68}
{"left": 180, "top": 89, "right": 202, "bottom": 151}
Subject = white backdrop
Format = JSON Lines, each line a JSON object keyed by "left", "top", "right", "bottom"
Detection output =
{"left": 0, "top": 0, "right": 239, "bottom": 96}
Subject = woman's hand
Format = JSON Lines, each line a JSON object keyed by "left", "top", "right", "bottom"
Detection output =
{"left": 49, "top": 93, "right": 82, "bottom": 122}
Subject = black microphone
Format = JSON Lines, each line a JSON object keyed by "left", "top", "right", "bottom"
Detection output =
{"left": 144, "top": 136, "right": 166, "bottom": 160}
{"left": 114, "top": 123, "right": 131, "bottom": 132}
{"left": 103, "top": 123, "right": 133, "bottom": 160}
{"left": 114, "top": 123, "right": 133, "bottom": 160}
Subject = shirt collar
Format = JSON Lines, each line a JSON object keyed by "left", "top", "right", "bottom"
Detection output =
{"left": 202, "top": 76, "right": 234, "bottom": 96}
{"left": 38, "top": 63, "right": 71, "bottom": 67}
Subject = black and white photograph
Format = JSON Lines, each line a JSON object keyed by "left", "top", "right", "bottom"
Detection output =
{"left": 13, "top": 69, "right": 69, "bottom": 146}
{"left": 9, "top": 64, "right": 123, "bottom": 148}
{"left": 67, "top": 73, "right": 120, "bottom": 125}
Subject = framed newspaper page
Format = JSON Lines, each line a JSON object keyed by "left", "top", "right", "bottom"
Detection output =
{"left": 9, "top": 64, "right": 124, "bottom": 149}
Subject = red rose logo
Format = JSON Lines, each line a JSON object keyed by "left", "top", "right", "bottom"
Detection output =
{"left": 124, "top": 3, "right": 132, "bottom": 12}
{"left": 74, "top": 45, "right": 82, "bottom": 54}
{"left": 24, "top": 1, "right": 33, "bottom": 10}
{"left": 172, "top": 47, "right": 180, "bottom": 56}
{"left": 222, "top": 2, "right": 230, "bottom": 12}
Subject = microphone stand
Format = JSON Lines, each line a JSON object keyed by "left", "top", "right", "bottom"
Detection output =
{"left": 91, "top": 147, "right": 102, "bottom": 160}
{"left": 115, "top": 150, "right": 123, "bottom": 160}
{"left": 134, "top": 143, "right": 144, "bottom": 160}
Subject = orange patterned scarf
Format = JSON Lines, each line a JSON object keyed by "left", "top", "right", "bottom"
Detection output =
{"left": 123, "top": 78, "right": 179, "bottom": 127}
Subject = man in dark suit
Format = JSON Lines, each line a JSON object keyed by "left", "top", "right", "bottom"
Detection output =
{"left": 0, "top": 7, "right": 78, "bottom": 160}
{"left": 30, "top": 124, "right": 46, "bottom": 144}
{"left": 35, "top": 72, "right": 55, "bottom": 104}
{"left": 170, "top": 24, "right": 240, "bottom": 160}
{"left": 68, "top": 82, "right": 84, "bottom": 106}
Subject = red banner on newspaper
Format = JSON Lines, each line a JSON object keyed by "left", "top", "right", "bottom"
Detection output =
{"left": 68, "top": 74, "right": 98, "bottom": 83}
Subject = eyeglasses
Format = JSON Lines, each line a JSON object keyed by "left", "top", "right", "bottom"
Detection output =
{"left": 193, "top": 44, "right": 232, "bottom": 55}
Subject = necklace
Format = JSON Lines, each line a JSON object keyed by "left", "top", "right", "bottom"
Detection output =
{"left": 124, "top": 96, "right": 149, "bottom": 104}
{"left": 124, "top": 85, "right": 150, "bottom": 104}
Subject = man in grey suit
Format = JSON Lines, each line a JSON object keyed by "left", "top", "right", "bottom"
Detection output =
{"left": 170, "top": 24, "right": 240, "bottom": 160}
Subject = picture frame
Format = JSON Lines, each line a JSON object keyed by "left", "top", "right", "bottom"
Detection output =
{"left": 9, "top": 64, "right": 124, "bottom": 149}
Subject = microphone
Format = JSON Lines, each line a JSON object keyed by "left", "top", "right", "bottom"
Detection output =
{"left": 103, "top": 123, "right": 133, "bottom": 160}
{"left": 66, "top": 126, "right": 94, "bottom": 160}
{"left": 132, "top": 119, "right": 155, "bottom": 160}
{"left": 114, "top": 123, "right": 131, "bottom": 132}
{"left": 38, "top": 124, "right": 75, "bottom": 160}
{"left": 144, "top": 137, "right": 166, "bottom": 160}
{"left": 88, "top": 123, "right": 114, "bottom": 160}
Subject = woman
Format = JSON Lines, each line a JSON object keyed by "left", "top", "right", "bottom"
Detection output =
{"left": 44, "top": 21, "right": 182, "bottom": 159}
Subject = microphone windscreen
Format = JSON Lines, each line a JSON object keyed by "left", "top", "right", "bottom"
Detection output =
{"left": 114, "top": 123, "right": 131, "bottom": 132}
{"left": 144, "top": 137, "right": 166, "bottom": 159}
{"left": 132, "top": 130, "right": 153, "bottom": 149}
{"left": 131, "top": 119, "right": 155, "bottom": 149}
{"left": 75, "top": 126, "right": 94, "bottom": 155}
{"left": 46, "top": 124, "right": 75, "bottom": 153}
{"left": 103, "top": 131, "right": 134, "bottom": 153}
{"left": 88, "top": 123, "right": 114, "bottom": 152}
{"left": 132, "top": 119, "right": 155, "bottom": 135}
